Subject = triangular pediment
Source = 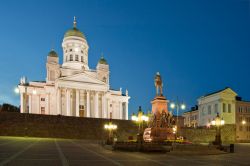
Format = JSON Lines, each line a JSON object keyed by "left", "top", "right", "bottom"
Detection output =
{"left": 220, "top": 88, "right": 237, "bottom": 96}
{"left": 58, "top": 72, "right": 106, "bottom": 85}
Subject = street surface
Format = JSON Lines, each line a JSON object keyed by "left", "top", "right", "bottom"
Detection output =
{"left": 0, "top": 137, "right": 250, "bottom": 166}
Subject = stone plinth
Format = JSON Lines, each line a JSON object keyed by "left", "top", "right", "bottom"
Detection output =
{"left": 151, "top": 95, "right": 169, "bottom": 117}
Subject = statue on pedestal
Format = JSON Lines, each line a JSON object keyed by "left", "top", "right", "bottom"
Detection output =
{"left": 154, "top": 72, "right": 163, "bottom": 96}
{"left": 143, "top": 72, "right": 176, "bottom": 142}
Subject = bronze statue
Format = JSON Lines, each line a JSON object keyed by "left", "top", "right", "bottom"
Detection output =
{"left": 154, "top": 72, "right": 163, "bottom": 96}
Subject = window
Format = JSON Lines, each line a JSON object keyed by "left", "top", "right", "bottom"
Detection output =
{"left": 81, "top": 56, "right": 83, "bottom": 62}
{"left": 41, "top": 107, "right": 45, "bottom": 114}
{"left": 208, "top": 105, "right": 211, "bottom": 115}
{"left": 81, "top": 50, "right": 83, "bottom": 53}
{"left": 65, "top": 50, "right": 67, "bottom": 53}
{"left": 239, "top": 126, "right": 242, "bottom": 131}
{"left": 223, "top": 103, "right": 226, "bottom": 112}
{"left": 70, "top": 54, "right": 73, "bottom": 61}
{"left": 41, "top": 98, "right": 45, "bottom": 101}
{"left": 202, "top": 107, "right": 205, "bottom": 116}
{"left": 110, "top": 112, "right": 112, "bottom": 119}
{"left": 70, "top": 49, "right": 72, "bottom": 52}
{"left": 228, "top": 104, "right": 231, "bottom": 113}
{"left": 214, "top": 104, "right": 218, "bottom": 113}
{"left": 75, "top": 55, "right": 79, "bottom": 61}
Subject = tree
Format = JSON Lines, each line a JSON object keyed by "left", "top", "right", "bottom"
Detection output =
{"left": 0, "top": 103, "right": 20, "bottom": 113}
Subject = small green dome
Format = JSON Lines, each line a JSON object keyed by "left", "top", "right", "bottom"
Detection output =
{"left": 64, "top": 27, "right": 85, "bottom": 39}
{"left": 48, "top": 50, "right": 58, "bottom": 57}
{"left": 98, "top": 56, "right": 108, "bottom": 65}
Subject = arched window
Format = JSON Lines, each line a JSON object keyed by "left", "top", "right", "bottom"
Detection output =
{"left": 75, "top": 55, "right": 79, "bottom": 61}
{"left": 70, "top": 54, "right": 73, "bottom": 61}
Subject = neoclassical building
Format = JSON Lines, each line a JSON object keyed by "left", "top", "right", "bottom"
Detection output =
{"left": 18, "top": 18, "right": 130, "bottom": 120}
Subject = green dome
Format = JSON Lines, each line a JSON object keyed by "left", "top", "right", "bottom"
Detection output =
{"left": 98, "top": 56, "right": 108, "bottom": 65}
{"left": 64, "top": 27, "right": 85, "bottom": 39}
{"left": 48, "top": 50, "right": 58, "bottom": 57}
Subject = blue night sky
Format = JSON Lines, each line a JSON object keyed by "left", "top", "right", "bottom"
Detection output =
{"left": 0, "top": 0, "right": 249, "bottom": 116}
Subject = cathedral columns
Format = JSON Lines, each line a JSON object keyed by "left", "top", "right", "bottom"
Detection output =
{"left": 20, "top": 93, "right": 25, "bottom": 113}
{"left": 94, "top": 91, "right": 99, "bottom": 118}
{"left": 119, "top": 101, "right": 123, "bottom": 119}
{"left": 66, "top": 89, "right": 71, "bottom": 116}
{"left": 46, "top": 94, "right": 50, "bottom": 114}
{"left": 86, "top": 90, "right": 90, "bottom": 117}
{"left": 76, "top": 89, "right": 80, "bottom": 117}
{"left": 57, "top": 88, "right": 61, "bottom": 115}
{"left": 126, "top": 101, "right": 128, "bottom": 120}
{"left": 102, "top": 93, "right": 107, "bottom": 118}
{"left": 28, "top": 95, "right": 32, "bottom": 113}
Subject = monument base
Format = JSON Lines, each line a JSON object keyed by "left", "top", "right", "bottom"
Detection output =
{"left": 151, "top": 96, "right": 169, "bottom": 116}
{"left": 143, "top": 127, "right": 175, "bottom": 142}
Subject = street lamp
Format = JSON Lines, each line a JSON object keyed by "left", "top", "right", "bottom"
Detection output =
{"left": 211, "top": 113, "right": 225, "bottom": 146}
{"left": 170, "top": 100, "right": 186, "bottom": 137}
{"left": 131, "top": 106, "right": 149, "bottom": 143}
{"left": 104, "top": 121, "right": 117, "bottom": 145}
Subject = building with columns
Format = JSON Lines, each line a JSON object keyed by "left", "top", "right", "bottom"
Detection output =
{"left": 18, "top": 18, "right": 130, "bottom": 120}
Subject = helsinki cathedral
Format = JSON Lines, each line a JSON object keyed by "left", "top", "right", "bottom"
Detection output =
{"left": 18, "top": 17, "right": 130, "bottom": 120}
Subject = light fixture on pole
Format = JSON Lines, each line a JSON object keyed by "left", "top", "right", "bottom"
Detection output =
{"left": 131, "top": 106, "right": 149, "bottom": 143}
{"left": 170, "top": 100, "right": 186, "bottom": 138}
{"left": 211, "top": 113, "right": 225, "bottom": 146}
{"left": 104, "top": 121, "right": 117, "bottom": 145}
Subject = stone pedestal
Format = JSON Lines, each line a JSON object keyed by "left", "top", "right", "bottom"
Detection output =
{"left": 143, "top": 95, "right": 175, "bottom": 142}
{"left": 151, "top": 96, "right": 169, "bottom": 116}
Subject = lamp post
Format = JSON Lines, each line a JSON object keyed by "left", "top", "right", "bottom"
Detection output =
{"left": 104, "top": 121, "right": 117, "bottom": 145}
{"left": 131, "top": 106, "right": 149, "bottom": 143}
{"left": 211, "top": 113, "right": 225, "bottom": 146}
{"left": 170, "top": 100, "right": 186, "bottom": 138}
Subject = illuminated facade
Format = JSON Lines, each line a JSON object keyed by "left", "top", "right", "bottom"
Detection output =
{"left": 235, "top": 98, "right": 250, "bottom": 141}
{"left": 197, "top": 87, "right": 237, "bottom": 126}
{"left": 183, "top": 107, "right": 199, "bottom": 127}
{"left": 18, "top": 18, "right": 130, "bottom": 120}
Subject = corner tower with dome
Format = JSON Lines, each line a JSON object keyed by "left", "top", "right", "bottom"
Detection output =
{"left": 18, "top": 18, "right": 130, "bottom": 120}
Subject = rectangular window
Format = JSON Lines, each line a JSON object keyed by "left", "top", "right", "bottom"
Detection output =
{"left": 75, "top": 55, "right": 79, "bottom": 61}
{"left": 70, "top": 55, "right": 73, "bottom": 61}
{"left": 214, "top": 104, "right": 218, "bottom": 113}
{"left": 41, "top": 98, "right": 45, "bottom": 101}
{"left": 239, "top": 126, "right": 242, "bottom": 131}
{"left": 208, "top": 105, "right": 211, "bottom": 115}
{"left": 228, "top": 104, "right": 231, "bottom": 113}
{"left": 223, "top": 103, "right": 226, "bottom": 113}
{"left": 41, "top": 107, "right": 45, "bottom": 114}
{"left": 81, "top": 56, "right": 83, "bottom": 62}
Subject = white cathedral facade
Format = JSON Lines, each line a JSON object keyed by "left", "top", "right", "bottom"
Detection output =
{"left": 18, "top": 18, "right": 130, "bottom": 120}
